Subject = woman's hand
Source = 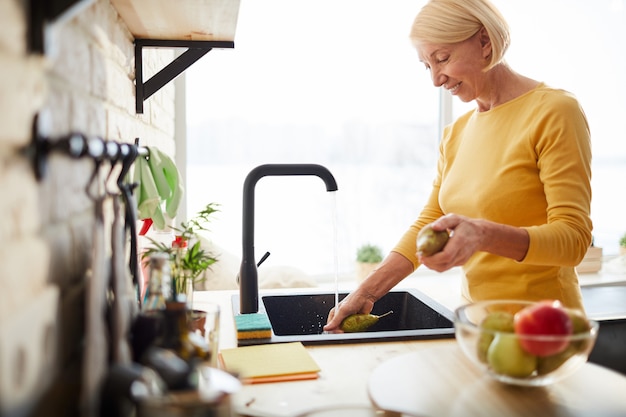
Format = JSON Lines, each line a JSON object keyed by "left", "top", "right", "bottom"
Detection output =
{"left": 324, "top": 252, "right": 414, "bottom": 332}
{"left": 323, "top": 288, "right": 377, "bottom": 333}
{"left": 418, "top": 213, "right": 484, "bottom": 272}
{"left": 418, "top": 213, "right": 529, "bottom": 270}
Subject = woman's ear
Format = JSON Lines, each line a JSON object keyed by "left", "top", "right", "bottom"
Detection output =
{"left": 479, "top": 26, "right": 492, "bottom": 59}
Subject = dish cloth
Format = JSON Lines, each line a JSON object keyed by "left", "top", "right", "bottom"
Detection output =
{"left": 81, "top": 183, "right": 108, "bottom": 417}
{"left": 111, "top": 195, "right": 138, "bottom": 364}
{"left": 133, "top": 146, "right": 184, "bottom": 230}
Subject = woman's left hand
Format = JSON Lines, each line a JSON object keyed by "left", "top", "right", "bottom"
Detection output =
{"left": 417, "top": 213, "right": 485, "bottom": 272}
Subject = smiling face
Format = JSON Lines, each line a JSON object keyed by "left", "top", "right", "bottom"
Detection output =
{"left": 417, "top": 27, "right": 493, "bottom": 103}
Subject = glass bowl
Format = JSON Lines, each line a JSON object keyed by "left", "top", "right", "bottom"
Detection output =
{"left": 454, "top": 300, "right": 599, "bottom": 387}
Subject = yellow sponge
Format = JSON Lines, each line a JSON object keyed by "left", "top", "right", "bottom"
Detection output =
{"left": 234, "top": 313, "right": 272, "bottom": 340}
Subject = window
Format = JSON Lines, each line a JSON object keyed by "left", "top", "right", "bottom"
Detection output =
{"left": 186, "top": 0, "right": 626, "bottom": 280}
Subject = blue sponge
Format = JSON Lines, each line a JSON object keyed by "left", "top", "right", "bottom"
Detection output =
{"left": 234, "top": 313, "right": 272, "bottom": 340}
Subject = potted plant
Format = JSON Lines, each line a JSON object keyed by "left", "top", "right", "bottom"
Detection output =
{"left": 620, "top": 232, "right": 626, "bottom": 256}
{"left": 356, "top": 243, "right": 383, "bottom": 283}
{"left": 143, "top": 203, "right": 220, "bottom": 305}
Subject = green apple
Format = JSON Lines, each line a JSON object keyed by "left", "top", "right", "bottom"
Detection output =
{"left": 476, "top": 311, "right": 515, "bottom": 363}
{"left": 487, "top": 333, "right": 537, "bottom": 378}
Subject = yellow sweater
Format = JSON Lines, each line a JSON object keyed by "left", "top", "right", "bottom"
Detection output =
{"left": 393, "top": 83, "right": 592, "bottom": 309}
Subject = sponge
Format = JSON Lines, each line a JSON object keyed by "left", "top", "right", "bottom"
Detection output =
{"left": 234, "top": 313, "right": 272, "bottom": 340}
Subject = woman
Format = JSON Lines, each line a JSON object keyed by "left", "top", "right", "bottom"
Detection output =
{"left": 324, "top": 0, "right": 592, "bottom": 331}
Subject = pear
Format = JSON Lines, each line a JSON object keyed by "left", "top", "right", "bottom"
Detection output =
{"left": 566, "top": 308, "right": 592, "bottom": 352}
{"left": 487, "top": 333, "right": 537, "bottom": 378}
{"left": 536, "top": 344, "right": 578, "bottom": 375}
{"left": 416, "top": 225, "right": 449, "bottom": 256}
{"left": 340, "top": 311, "right": 393, "bottom": 333}
{"left": 476, "top": 311, "right": 515, "bottom": 363}
{"left": 569, "top": 310, "right": 591, "bottom": 333}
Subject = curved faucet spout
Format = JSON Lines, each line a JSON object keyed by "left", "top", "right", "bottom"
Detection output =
{"left": 239, "top": 164, "right": 338, "bottom": 314}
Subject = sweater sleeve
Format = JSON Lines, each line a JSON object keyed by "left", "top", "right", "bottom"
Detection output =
{"left": 521, "top": 92, "right": 592, "bottom": 266}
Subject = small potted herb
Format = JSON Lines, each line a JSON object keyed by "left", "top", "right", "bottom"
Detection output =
{"left": 356, "top": 243, "right": 383, "bottom": 282}
{"left": 620, "top": 232, "right": 626, "bottom": 256}
{"left": 142, "top": 203, "right": 219, "bottom": 305}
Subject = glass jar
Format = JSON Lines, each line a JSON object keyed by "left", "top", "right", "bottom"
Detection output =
{"left": 142, "top": 252, "right": 172, "bottom": 312}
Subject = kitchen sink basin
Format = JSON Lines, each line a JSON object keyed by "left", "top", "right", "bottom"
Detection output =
{"left": 581, "top": 285, "right": 626, "bottom": 375}
{"left": 231, "top": 288, "right": 455, "bottom": 346}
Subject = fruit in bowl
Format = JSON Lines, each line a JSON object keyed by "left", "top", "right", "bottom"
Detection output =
{"left": 454, "top": 300, "right": 598, "bottom": 386}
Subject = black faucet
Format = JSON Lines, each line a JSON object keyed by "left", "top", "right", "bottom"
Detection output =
{"left": 239, "top": 164, "right": 338, "bottom": 314}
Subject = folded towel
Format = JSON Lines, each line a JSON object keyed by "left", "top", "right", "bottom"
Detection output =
{"left": 133, "top": 146, "right": 184, "bottom": 230}
{"left": 147, "top": 146, "right": 184, "bottom": 219}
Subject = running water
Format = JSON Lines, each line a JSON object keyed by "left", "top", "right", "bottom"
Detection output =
{"left": 330, "top": 191, "right": 339, "bottom": 310}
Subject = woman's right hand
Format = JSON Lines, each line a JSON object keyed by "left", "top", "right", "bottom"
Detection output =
{"left": 324, "top": 251, "right": 413, "bottom": 332}
{"left": 323, "top": 288, "right": 377, "bottom": 333}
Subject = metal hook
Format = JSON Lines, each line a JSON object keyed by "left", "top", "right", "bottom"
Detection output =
{"left": 84, "top": 137, "right": 107, "bottom": 201}
{"left": 104, "top": 141, "right": 123, "bottom": 196}
{"left": 117, "top": 142, "right": 139, "bottom": 191}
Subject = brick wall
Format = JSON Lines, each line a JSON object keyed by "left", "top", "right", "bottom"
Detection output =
{"left": 0, "top": 1, "right": 178, "bottom": 416}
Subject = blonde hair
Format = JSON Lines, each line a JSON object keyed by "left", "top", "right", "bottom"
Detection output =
{"left": 409, "top": 0, "right": 510, "bottom": 70}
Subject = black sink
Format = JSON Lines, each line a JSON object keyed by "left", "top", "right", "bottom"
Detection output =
{"left": 581, "top": 285, "right": 626, "bottom": 375}
{"left": 231, "top": 288, "right": 455, "bottom": 346}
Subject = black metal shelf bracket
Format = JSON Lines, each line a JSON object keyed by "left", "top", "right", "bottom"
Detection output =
{"left": 135, "top": 39, "right": 235, "bottom": 113}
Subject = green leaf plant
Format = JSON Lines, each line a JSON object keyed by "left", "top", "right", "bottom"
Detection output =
{"left": 142, "top": 203, "right": 220, "bottom": 299}
{"left": 356, "top": 243, "right": 383, "bottom": 264}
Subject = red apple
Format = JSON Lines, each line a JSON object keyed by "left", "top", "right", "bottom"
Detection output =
{"left": 513, "top": 300, "right": 573, "bottom": 357}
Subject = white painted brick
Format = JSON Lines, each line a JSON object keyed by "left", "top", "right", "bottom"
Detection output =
{"left": 150, "top": 101, "right": 176, "bottom": 138}
{"left": 0, "top": 285, "right": 59, "bottom": 415}
{"left": 0, "top": 0, "right": 26, "bottom": 56}
{"left": 0, "top": 157, "right": 41, "bottom": 240}
{"left": 37, "top": 80, "right": 74, "bottom": 137}
{"left": 108, "top": 19, "right": 134, "bottom": 69}
{"left": 81, "top": 0, "right": 133, "bottom": 67}
{"left": 46, "top": 155, "right": 93, "bottom": 222}
{"left": 0, "top": 52, "right": 47, "bottom": 145}
{"left": 105, "top": 107, "right": 140, "bottom": 142}
{"left": 0, "top": 236, "right": 50, "bottom": 318}
{"left": 70, "top": 93, "right": 108, "bottom": 135}
{"left": 100, "top": 55, "right": 135, "bottom": 112}
{"left": 89, "top": 45, "right": 109, "bottom": 101}
{"left": 45, "top": 22, "right": 92, "bottom": 96}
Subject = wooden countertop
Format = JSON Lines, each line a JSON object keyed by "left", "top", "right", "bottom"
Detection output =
{"left": 193, "top": 269, "right": 626, "bottom": 417}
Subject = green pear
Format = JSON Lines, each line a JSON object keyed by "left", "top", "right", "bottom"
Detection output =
{"left": 487, "top": 333, "right": 537, "bottom": 378}
{"left": 340, "top": 311, "right": 393, "bottom": 333}
{"left": 416, "top": 225, "right": 449, "bottom": 256}
{"left": 566, "top": 309, "right": 592, "bottom": 352}
{"left": 476, "top": 311, "right": 515, "bottom": 363}
{"left": 536, "top": 344, "right": 578, "bottom": 375}
{"left": 568, "top": 309, "right": 591, "bottom": 333}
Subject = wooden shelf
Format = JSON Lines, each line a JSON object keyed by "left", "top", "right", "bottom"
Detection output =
{"left": 108, "top": 0, "right": 240, "bottom": 113}
{"left": 110, "top": 0, "right": 241, "bottom": 41}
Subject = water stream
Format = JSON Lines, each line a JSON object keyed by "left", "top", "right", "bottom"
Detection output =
{"left": 330, "top": 191, "right": 339, "bottom": 310}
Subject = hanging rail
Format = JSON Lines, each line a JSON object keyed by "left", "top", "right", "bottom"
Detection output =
{"left": 23, "top": 132, "right": 150, "bottom": 299}
{"left": 25, "top": 132, "right": 148, "bottom": 180}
